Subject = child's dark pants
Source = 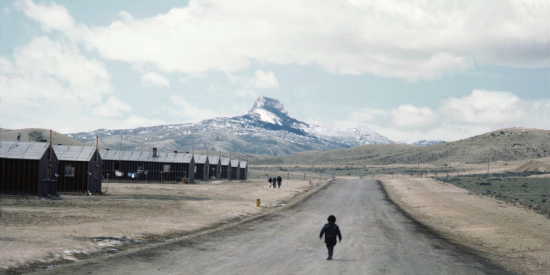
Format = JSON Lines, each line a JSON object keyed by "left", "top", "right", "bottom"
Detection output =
{"left": 326, "top": 243, "right": 334, "bottom": 257}
{"left": 325, "top": 237, "right": 337, "bottom": 258}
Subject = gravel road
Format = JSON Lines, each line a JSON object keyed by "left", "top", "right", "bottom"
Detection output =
{"left": 40, "top": 179, "right": 512, "bottom": 274}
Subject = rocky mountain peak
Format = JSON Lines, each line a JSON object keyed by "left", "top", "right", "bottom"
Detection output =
{"left": 245, "top": 96, "right": 292, "bottom": 126}
{"left": 249, "top": 96, "right": 287, "bottom": 114}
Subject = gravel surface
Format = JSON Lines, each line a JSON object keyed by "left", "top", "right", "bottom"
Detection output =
{"left": 382, "top": 178, "right": 550, "bottom": 274}
{"left": 0, "top": 179, "right": 314, "bottom": 272}
{"left": 37, "top": 179, "right": 511, "bottom": 275}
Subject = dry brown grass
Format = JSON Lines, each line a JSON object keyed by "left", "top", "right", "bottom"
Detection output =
{"left": 255, "top": 127, "right": 550, "bottom": 166}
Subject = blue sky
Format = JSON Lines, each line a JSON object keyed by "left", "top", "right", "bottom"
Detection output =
{"left": 0, "top": 0, "right": 549, "bottom": 143}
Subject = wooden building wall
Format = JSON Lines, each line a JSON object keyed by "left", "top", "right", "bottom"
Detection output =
{"left": 102, "top": 159, "right": 195, "bottom": 183}
{"left": 231, "top": 166, "right": 239, "bottom": 180}
{"left": 57, "top": 153, "right": 102, "bottom": 194}
{"left": 240, "top": 167, "right": 248, "bottom": 180}
{"left": 0, "top": 148, "right": 58, "bottom": 195}
{"left": 195, "top": 164, "right": 205, "bottom": 181}
{"left": 57, "top": 161, "right": 89, "bottom": 193}
{"left": 88, "top": 153, "right": 103, "bottom": 193}
{"left": 209, "top": 162, "right": 221, "bottom": 180}
{"left": 221, "top": 165, "right": 229, "bottom": 179}
{"left": 204, "top": 162, "right": 210, "bottom": 181}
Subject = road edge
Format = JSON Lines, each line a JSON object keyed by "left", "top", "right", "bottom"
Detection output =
{"left": 377, "top": 179, "right": 519, "bottom": 275}
{"left": 22, "top": 179, "right": 335, "bottom": 275}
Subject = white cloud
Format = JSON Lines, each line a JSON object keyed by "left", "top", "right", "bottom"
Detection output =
{"left": 249, "top": 70, "right": 279, "bottom": 89}
{"left": 0, "top": 100, "right": 163, "bottom": 134}
{"left": 228, "top": 70, "right": 278, "bottom": 97}
{"left": 14, "top": 0, "right": 74, "bottom": 31}
{"left": 440, "top": 90, "right": 523, "bottom": 125}
{"left": 345, "top": 90, "right": 550, "bottom": 142}
{"left": 0, "top": 35, "right": 150, "bottom": 133}
{"left": 91, "top": 96, "right": 133, "bottom": 118}
{"left": 391, "top": 105, "right": 438, "bottom": 129}
{"left": 16, "top": 0, "right": 550, "bottom": 80}
{"left": 167, "top": 95, "right": 219, "bottom": 121}
{"left": 141, "top": 72, "right": 170, "bottom": 87}
{"left": 0, "top": 36, "right": 111, "bottom": 104}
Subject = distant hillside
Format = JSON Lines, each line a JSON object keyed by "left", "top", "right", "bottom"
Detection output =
{"left": 67, "top": 97, "right": 394, "bottom": 156}
{"left": 409, "top": 140, "right": 445, "bottom": 147}
{"left": 0, "top": 128, "right": 88, "bottom": 146}
{"left": 256, "top": 144, "right": 414, "bottom": 165}
{"left": 255, "top": 128, "right": 550, "bottom": 165}
{"left": 5, "top": 127, "right": 549, "bottom": 167}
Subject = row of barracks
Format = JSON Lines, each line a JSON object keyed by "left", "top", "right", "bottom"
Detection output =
{"left": 98, "top": 148, "right": 248, "bottom": 183}
{"left": 1, "top": 140, "right": 248, "bottom": 196}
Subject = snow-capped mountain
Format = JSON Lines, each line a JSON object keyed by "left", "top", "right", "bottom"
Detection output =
{"left": 409, "top": 140, "right": 446, "bottom": 147}
{"left": 68, "top": 96, "right": 395, "bottom": 156}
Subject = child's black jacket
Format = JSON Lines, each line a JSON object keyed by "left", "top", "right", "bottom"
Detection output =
{"left": 319, "top": 223, "right": 342, "bottom": 244}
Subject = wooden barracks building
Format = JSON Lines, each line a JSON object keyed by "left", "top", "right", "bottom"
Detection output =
{"left": 53, "top": 145, "right": 102, "bottom": 194}
{"left": 99, "top": 148, "right": 195, "bottom": 183}
{"left": 0, "top": 141, "right": 58, "bottom": 196}
{"left": 1, "top": 138, "right": 247, "bottom": 196}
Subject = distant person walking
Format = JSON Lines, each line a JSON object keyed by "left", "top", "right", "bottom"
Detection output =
{"left": 272, "top": 177, "right": 277, "bottom": 188}
{"left": 277, "top": 176, "right": 282, "bottom": 189}
{"left": 319, "top": 215, "right": 342, "bottom": 260}
{"left": 268, "top": 177, "right": 273, "bottom": 188}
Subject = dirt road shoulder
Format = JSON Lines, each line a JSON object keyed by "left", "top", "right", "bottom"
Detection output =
{"left": 381, "top": 178, "right": 550, "bottom": 275}
{"left": 1, "top": 179, "right": 331, "bottom": 274}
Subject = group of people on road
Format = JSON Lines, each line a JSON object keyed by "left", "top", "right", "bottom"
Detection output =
{"left": 268, "top": 176, "right": 282, "bottom": 188}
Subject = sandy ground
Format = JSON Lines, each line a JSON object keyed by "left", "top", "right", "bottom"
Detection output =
{"left": 33, "top": 179, "right": 510, "bottom": 275}
{"left": 381, "top": 178, "right": 550, "bottom": 275}
{"left": 0, "top": 178, "right": 319, "bottom": 272}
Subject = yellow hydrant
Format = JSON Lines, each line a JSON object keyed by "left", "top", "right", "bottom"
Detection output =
{"left": 256, "top": 198, "right": 261, "bottom": 207}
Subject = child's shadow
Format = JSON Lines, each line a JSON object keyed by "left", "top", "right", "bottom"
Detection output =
{"left": 331, "top": 259, "right": 356, "bottom": 262}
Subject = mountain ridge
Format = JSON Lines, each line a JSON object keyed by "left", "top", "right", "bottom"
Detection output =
{"left": 67, "top": 96, "right": 396, "bottom": 156}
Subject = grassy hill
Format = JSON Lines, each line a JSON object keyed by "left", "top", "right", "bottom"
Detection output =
{"left": 255, "top": 128, "right": 550, "bottom": 165}
{"left": 256, "top": 143, "right": 414, "bottom": 165}
{"left": 4, "top": 127, "right": 549, "bottom": 167}
{"left": 0, "top": 128, "right": 88, "bottom": 146}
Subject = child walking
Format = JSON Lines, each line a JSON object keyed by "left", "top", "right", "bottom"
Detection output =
{"left": 319, "top": 215, "right": 342, "bottom": 260}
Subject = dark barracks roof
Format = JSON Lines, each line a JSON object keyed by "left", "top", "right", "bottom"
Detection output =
{"left": 220, "top": 158, "right": 230, "bottom": 166}
{"left": 53, "top": 145, "right": 97, "bottom": 162}
{"left": 208, "top": 156, "right": 220, "bottom": 164}
{"left": 99, "top": 150, "right": 193, "bottom": 163}
{"left": 194, "top": 154, "right": 208, "bottom": 164}
{"left": 0, "top": 141, "right": 50, "bottom": 160}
